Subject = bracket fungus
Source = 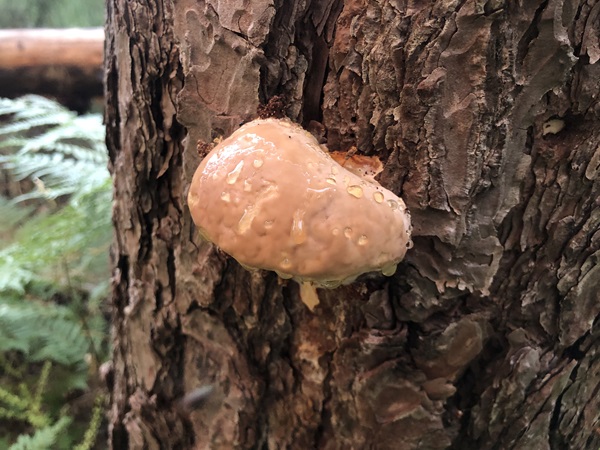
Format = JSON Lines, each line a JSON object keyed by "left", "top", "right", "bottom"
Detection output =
{"left": 187, "top": 118, "right": 412, "bottom": 310}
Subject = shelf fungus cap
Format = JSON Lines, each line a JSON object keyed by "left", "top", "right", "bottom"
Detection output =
{"left": 188, "top": 119, "right": 412, "bottom": 300}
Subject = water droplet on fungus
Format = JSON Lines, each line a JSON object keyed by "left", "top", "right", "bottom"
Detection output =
{"left": 280, "top": 257, "right": 292, "bottom": 270}
{"left": 226, "top": 160, "right": 244, "bottom": 184}
{"left": 291, "top": 210, "right": 307, "bottom": 244}
{"left": 358, "top": 235, "right": 368, "bottom": 246}
{"left": 382, "top": 263, "right": 397, "bottom": 276}
{"left": 347, "top": 185, "right": 363, "bottom": 198}
{"left": 373, "top": 191, "right": 384, "bottom": 203}
{"left": 236, "top": 184, "right": 278, "bottom": 234}
{"left": 387, "top": 199, "right": 399, "bottom": 210}
{"left": 326, "top": 177, "right": 337, "bottom": 185}
{"left": 221, "top": 192, "right": 231, "bottom": 202}
{"left": 344, "top": 227, "right": 353, "bottom": 238}
{"left": 253, "top": 159, "right": 264, "bottom": 168}
{"left": 237, "top": 205, "right": 256, "bottom": 234}
{"left": 264, "top": 219, "right": 274, "bottom": 229}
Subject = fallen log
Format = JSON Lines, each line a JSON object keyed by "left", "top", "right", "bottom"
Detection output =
{"left": 0, "top": 28, "right": 104, "bottom": 112}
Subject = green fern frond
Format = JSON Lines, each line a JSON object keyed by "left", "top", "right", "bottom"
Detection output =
{"left": 0, "top": 95, "right": 111, "bottom": 292}
{"left": 8, "top": 416, "right": 72, "bottom": 450}
{"left": 73, "top": 395, "right": 105, "bottom": 450}
{"left": 2, "top": 118, "right": 106, "bottom": 157}
{"left": 0, "top": 259, "right": 35, "bottom": 293}
{"left": 0, "top": 197, "right": 33, "bottom": 242}
{"left": 0, "top": 386, "right": 30, "bottom": 411}
{"left": 1, "top": 153, "right": 108, "bottom": 201}
{"left": 0, "top": 96, "right": 74, "bottom": 138}
{"left": 0, "top": 184, "right": 112, "bottom": 290}
{"left": 0, "top": 298, "right": 92, "bottom": 368}
{"left": 0, "top": 383, "right": 49, "bottom": 428}
{"left": 0, "top": 95, "right": 109, "bottom": 201}
{"left": 0, "top": 95, "right": 72, "bottom": 120}
{"left": 31, "top": 361, "right": 52, "bottom": 416}
{"left": 0, "top": 96, "right": 109, "bottom": 447}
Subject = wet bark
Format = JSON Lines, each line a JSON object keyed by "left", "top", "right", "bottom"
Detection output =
{"left": 105, "top": 1, "right": 600, "bottom": 449}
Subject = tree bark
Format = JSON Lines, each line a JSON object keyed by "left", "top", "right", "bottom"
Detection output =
{"left": 105, "top": 1, "right": 600, "bottom": 449}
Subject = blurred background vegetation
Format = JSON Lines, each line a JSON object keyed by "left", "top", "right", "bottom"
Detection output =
{"left": 0, "top": 0, "right": 108, "bottom": 448}
{"left": 0, "top": 0, "right": 104, "bottom": 28}
{"left": 0, "top": 95, "right": 110, "bottom": 450}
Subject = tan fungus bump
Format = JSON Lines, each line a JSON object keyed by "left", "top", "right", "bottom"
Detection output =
{"left": 187, "top": 118, "right": 412, "bottom": 310}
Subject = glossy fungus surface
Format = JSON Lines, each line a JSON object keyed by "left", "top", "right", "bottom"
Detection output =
{"left": 188, "top": 118, "right": 412, "bottom": 287}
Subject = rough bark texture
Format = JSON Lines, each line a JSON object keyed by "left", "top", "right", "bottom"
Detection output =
{"left": 105, "top": 1, "right": 600, "bottom": 449}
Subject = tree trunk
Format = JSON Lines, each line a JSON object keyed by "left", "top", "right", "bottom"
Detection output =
{"left": 105, "top": 1, "right": 600, "bottom": 449}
